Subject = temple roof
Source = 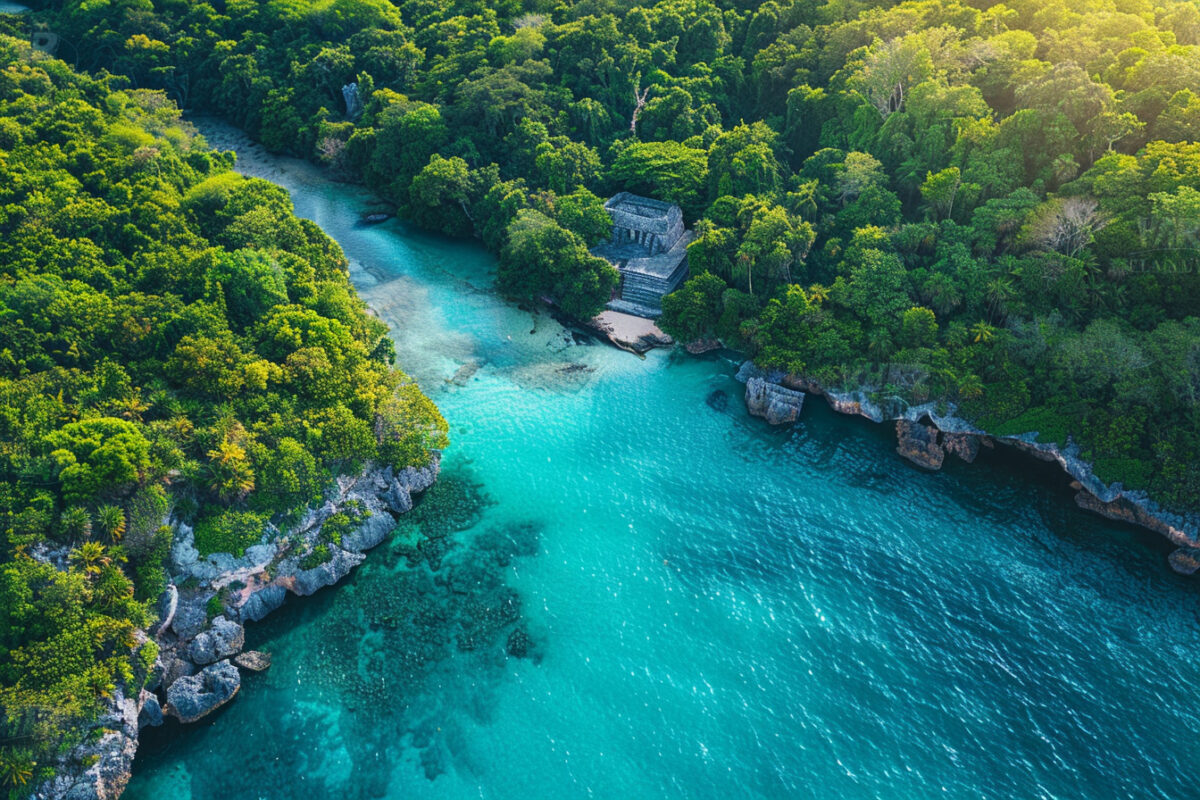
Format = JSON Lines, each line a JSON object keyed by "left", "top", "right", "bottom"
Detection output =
{"left": 604, "top": 192, "right": 682, "bottom": 236}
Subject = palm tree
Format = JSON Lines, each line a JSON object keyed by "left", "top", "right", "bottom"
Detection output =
{"left": 958, "top": 374, "right": 985, "bottom": 400}
{"left": 867, "top": 329, "right": 894, "bottom": 360}
{"left": 96, "top": 505, "right": 126, "bottom": 543}
{"left": 970, "top": 321, "right": 996, "bottom": 344}
{"left": 985, "top": 277, "right": 1015, "bottom": 322}
{"left": 807, "top": 283, "right": 830, "bottom": 305}
{"left": 114, "top": 396, "right": 151, "bottom": 422}
{"left": 207, "top": 441, "right": 255, "bottom": 501}
{"left": 69, "top": 542, "right": 111, "bottom": 576}
{"left": 0, "top": 749, "right": 35, "bottom": 789}
{"left": 59, "top": 507, "right": 92, "bottom": 540}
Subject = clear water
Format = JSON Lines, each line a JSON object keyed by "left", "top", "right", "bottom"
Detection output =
{"left": 126, "top": 123, "right": 1200, "bottom": 800}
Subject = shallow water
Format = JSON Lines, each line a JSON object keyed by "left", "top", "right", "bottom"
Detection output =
{"left": 127, "top": 121, "right": 1200, "bottom": 800}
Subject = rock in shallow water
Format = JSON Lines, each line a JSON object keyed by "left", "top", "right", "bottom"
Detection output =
{"left": 233, "top": 650, "right": 272, "bottom": 672}
{"left": 188, "top": 616, "right": 245, "bottom": 666}
{"left": 138, "top": 691, "right": 163, "bottom": 729}
{"left": 506, "top": 626, "right": 533, "bottom": 658}
{"left": 166, "top": 660, "right": 241, "bottom": 723}
{"left": 1168, "top": 548, "right": 1200, "bottom": 575}
{"left": 744, "top": 377, "right": 804, "bottom": 425}
{"left": 896, "top": 419, "right": 944, "bottom": 469}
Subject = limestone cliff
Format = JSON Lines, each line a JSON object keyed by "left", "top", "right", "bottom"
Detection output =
{"left": 735, "top": 361, "right": 1200, "bottom": 571}
{"left": 38, "top": 457, "right": 438, "bottom": 800}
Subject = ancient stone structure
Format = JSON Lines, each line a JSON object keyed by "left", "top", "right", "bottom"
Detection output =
{"left": 592, "top": 192, "right": 693, "bottom": 318}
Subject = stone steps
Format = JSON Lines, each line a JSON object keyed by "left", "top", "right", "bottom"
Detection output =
{"left": 606, "top": 298, "right": 662, "bottom": 318}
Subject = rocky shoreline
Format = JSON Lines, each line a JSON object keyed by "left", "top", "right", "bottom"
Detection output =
{"left": 734, "top": 361, "right": 1200, "bottom": 572}
{"left": 584, "top": 310, "right": 673, "bottom": 355}
{"left": 35, "top": 458, "right": 438, "bottom": 800}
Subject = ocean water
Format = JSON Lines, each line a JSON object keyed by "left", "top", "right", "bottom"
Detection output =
{"left": 126, "top": 123, "right": 1200, "bottom": 800}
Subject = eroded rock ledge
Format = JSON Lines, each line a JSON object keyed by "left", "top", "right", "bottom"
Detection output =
{"left": 735, "top": 361, "right": 1200, "bottom": 571}
{"left": 40, "top": 457, "right": 438, "bottom": 800}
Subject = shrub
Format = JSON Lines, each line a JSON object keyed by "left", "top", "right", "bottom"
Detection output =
{"left": 193, "top": 509, "right": 268, "bottom": 557}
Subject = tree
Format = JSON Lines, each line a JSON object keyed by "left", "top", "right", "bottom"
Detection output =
{"left": 659, "top": 272, "right": 727, "bottom": 342}
{"left": 900, "top": 307, "right": 938, "bottom": 348}
{"left": 46, "top": 419, "right": 152, "bottom": 504}
{"left": 68, "top": 542, "right": 111, "bottom": 576}
{"left": 407, "top": 155, "right": 476, "bottom": 237}
{"left": 734, "top": 205, "right": 815, "bottom": 295}
{"left": 970, "top": 321, "right": 995, "bottom": 343}
{"left": 498, "top": 209, "right": 618, "bottom": 319}
{"left": 1023, "top": 197, "right": 1109, "bottom": 257}
{"left": 206, "top": 439, "right": 255, "bottom": 502}
{"left": 206, "top": 250, "right": 289, "bottom": 329}
{"left": 921, "top": 167, "right": 962, "bottom": 220}
{"left": 534, "top": 137, "right": 601, "bottom": 194}
{"left": 707, "top": 122, "right": 785, "bottom": 199}
{"left": 96, "top": 505, "right": 126, "bottom": 543}
{"left": 609, "top": 141, "right": 709, "bottom": 215}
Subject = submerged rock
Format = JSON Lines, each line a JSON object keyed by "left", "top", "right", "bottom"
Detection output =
{"left": 166, "top": 660, "right": 241, "bottom": 723}
{"left": 745, "top": 377, "right": 805, "bottom": 425}
{"left": 506, "top": 626, "right": 534, "bottom": 659}
{"left": 706, "top": 389, "right": 729, "bottom": 412}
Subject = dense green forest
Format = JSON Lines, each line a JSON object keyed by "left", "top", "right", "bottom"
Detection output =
{"left": 1, "top": 0, "right": 1200, "bottom": 791}
{"left": 19, "top": 0, "right": 1199, "bottom": 512}
{"left": 0, "top": 33, "right": 446, "bottom": 792}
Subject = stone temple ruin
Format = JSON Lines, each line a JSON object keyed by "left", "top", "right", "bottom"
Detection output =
{"left": 592, "top": 192, "right": 693, "bottom": 318}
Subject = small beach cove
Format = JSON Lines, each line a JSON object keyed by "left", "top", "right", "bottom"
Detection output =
{"left": 125, "top": 118, "right": 1200, "bottom": 800}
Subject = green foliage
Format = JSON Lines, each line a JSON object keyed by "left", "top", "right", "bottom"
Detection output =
{"left": 608, "top": 141, "right": 709, "bottom": 216}
{"left": 300, "top": 544, "right": 332, "bottom": 570}
{"left": 498, "top": 209, "right": 618, "bottom": 319}
{"left": 15, "top": 0, "right": 1200, "bottom": 770}
{"left": 192, "top": 509, "right": 268, "bottom": 558}
{"left": 0, "top": 39, "right": 448, "bottom": 775}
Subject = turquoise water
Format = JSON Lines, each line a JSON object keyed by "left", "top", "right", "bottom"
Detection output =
{"left": 127, "top": 126, "right": 1200, "bottom": 799}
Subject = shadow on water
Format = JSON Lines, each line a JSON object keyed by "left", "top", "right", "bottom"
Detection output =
{"left": 671, "top": 388, "right": 1197, "bottom": 604}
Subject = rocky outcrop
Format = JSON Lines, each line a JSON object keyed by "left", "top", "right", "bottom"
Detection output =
{"left": 735, "top": 360, "right": 1200, "bottom": 563}
{"left": 744, "top": 377, "right": 805, "bottom": 425}
{"left": 221, "top": 458, "right": 439, "bottom": 621}
{"left": 45, "top": 457, "right": 439, "bottom": 800}
{"left": 894, "top": 420, "right": 985, "bottom": 470}
{"left": 586, "top": 310, "right": 673, "bottom": 355}
{"left": 895, "top": 419, "right": 945, "bottom": 469}
{"left": 137, "top": 691, "right": 163, "bottom": 728}
{"left": 233, "top": 650, "right": 272, "bottom": 671}
{"left": 1168, "top": 549, "right": 1200, "bottom": 575}
{"left": 943, "top": 432, "right": 982, "bottom": 463}
{"left": 35, "top": 687, "right": 141, "bottom": 800}
{"left": 188, "top": 616, "right": 244, "bottom": 666}
{"left": 685, "top": 337, "right": 721, "bottom": 354}
{"left": 165, "top": 660, "right": 241, "bottom": 723}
